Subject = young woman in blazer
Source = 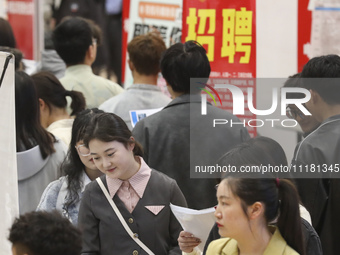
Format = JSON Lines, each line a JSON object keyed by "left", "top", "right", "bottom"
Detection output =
{"left": 78, "top": 112, "right": 187, "bottom": 255}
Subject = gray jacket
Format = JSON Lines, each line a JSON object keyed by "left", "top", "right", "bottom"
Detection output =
{"left": 78, "top": 170, "right": 187, "bottom": 255}
{"left": 17, "top": 139, "right": 67, "bottom": 214}
{"left": 291, "top": 114, "right": 340, "bottom": 255}
{"left": 133, "top": 94, "right": 250, "bottom": 210}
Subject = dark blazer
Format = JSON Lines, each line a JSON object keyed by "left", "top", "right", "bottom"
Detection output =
{"left": 78, "top": 170, "right": 187, "bottom": 255}
{"left": 291, "top": 114, "right": 340, "bottom": 255}
{"left": 133, "top": 94, "right": 250, "bottom": 210}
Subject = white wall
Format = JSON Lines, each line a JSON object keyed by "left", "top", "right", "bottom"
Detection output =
{"left": 256, "top": 0, "right": 299, "bottom": 163}
{"left": 0, "top": 0, "right": 7, "bottom": 18}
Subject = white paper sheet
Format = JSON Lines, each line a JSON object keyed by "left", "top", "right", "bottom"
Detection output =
{"left": 170, "top": 204, "right": 216, "bottom": 252}
{"left": 129, "top": 107, "right": 163, "bottom": 128}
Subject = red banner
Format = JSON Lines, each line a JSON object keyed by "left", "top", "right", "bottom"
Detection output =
{"left": 7, "top": 0, "right": 34, "bottom": 60}
{"left": 182, "top": 0, "right": 257, "bottom": 137}
{"left": 298, "top": 0, "right": 312, "bottom": 72}
{"left": 122, "top": 0, "right": 131, "bottom": 84}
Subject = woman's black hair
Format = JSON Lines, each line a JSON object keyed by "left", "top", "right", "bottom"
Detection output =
{"left": 217, "top": 136, "right": 305, "bottom": 255}
{"left": 31, "top": 71, "right": 86, "bottom": 116}
{"left": 83, "top": 112, "right": 143, "bottom": 157}
{"left": 220, "top": 174, "right": 305, "bottom": 255}
{"left": 62, "top": 108, "right": 104, "bottom": 212}
{"left": 15, "top": 71, "right": 55, "bottom": 158}
{"left": 0, "top": 18, "right": 16, "bottom": 48}
{"left": 219, "top": 136, "right": 288, "bottom": 177}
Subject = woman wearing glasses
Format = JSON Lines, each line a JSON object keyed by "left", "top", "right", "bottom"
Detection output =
{"left": 284, "top": 73, "right": 320, "bottom": 137}
{"left": 37, "top": 108, "right": 104, "bottom": 224}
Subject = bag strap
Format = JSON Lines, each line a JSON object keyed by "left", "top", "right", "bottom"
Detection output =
{"left": 96, "top": 177, "right": 155, "bottom": 255}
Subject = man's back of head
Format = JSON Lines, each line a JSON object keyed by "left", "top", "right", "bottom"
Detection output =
{"left": 127, "top": 33, "right": 166, "bottom": 77}
{"left": 9, "top": 210, "right": 82, "bottom": 255}
{"left": 301, "top": 54, "right": 340, "bottom": 78}
{"left": 160, "top": 40, "right": 211, "bottom": 95}
{"left": 52, "top": 17, "right": 93, "bottom": 66}
{"left": 301, "top": 54, "right": 340, "bottom": 105}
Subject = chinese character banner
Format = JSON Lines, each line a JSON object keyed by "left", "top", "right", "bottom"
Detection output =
{"left": 183, "top": 0, "right": 256, "bottom": 137}
{"left": 182, "top": 0, "right": 256, "bottom": 78}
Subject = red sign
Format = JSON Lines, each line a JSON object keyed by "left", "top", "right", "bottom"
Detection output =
{"left": 182, "top": 0, "right": 256, "bottom": 78}
{"left": 298, "top": 0, "right": 312, "bottom": 72}
{"left": 182, "top": 0, "right": 257, "bottom": 137}
{"left": 7, "top": 0, "right": 34, "bottom": 60}
{"left": 122, "top": 0, "right": 131, "bottom": 83}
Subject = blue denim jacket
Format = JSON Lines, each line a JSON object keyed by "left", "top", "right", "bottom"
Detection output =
{"left": 37, "top": 171, "right": 91, "bottom": 225}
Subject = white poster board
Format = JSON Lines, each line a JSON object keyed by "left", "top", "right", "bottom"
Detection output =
{"left": 309, "top": 1, "right": 340, "bottom": 58}
{"left": 124, "top": 0, "right": 182, "bottom": 89}
{"left": 0, "top": 52, "right": 18, "bottom": 255}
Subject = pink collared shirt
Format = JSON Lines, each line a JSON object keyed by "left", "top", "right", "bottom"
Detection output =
{"left": 106, "top": 157, "right": 151, "bottom": 213}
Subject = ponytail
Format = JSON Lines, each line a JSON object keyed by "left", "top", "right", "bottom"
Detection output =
{"left": 65, "top": 90, "right": 86, "bottom": 116}
{"left": 277, "top": 179, "right": 305, "bottom": 255}
{"left": 32, "top": 71, "right": 85, "bottom": 115}
{"left": 224, "top": 173, "right": 305, "bottom": 255}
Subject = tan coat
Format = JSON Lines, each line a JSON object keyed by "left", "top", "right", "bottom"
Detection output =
{"left": 206, "top": 227, "right": 299, "bottom": 255}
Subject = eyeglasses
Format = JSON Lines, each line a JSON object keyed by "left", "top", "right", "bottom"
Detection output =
{"left": 75, "top": 144, "right": 91, "bottom": 156}
{"left": 286, "top": 106, "right": 305, "bottom": 120}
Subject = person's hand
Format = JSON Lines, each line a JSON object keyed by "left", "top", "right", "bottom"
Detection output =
{"left": 178, "top": 231, "right": 201, "bottom": 253}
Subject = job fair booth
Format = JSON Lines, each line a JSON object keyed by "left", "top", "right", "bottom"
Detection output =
{"left": 1, "top": 0, "right": 340, "bottom": 253}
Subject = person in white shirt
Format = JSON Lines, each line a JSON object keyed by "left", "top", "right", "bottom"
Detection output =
{"left": 52, "top": 17, "right": 123, "bottom": 111}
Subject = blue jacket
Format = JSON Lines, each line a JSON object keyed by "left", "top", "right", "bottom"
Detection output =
{"left": 37, "top": 171, "right": 90, "bottom": 225}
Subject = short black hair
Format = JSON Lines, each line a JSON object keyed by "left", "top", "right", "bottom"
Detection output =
{"left": 300, "top": 54, "right": 340, "bottom": 104}
{"left": 8, "top": 210, "right": 82, "bottom": 255}
{"left": 52, "top": 17, "right": 93, "bottom": 65}
{"left": 160, "top": 40, "right": 210, "bottom": 94}
{"left": 283, "top": 73, "right": 305, "bottom": 99}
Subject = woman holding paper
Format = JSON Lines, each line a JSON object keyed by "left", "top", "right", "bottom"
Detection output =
{"left": 78, "top": 112, "right": 187, "bottom": 255}
{"left": 207, "top": 170, "right": 304, "bottom": 255}
{"left": 180, "top": 174, "right": 304, "bottom": 255}
{"left": 179, "top": 137, "right": 316, "bottom": 255}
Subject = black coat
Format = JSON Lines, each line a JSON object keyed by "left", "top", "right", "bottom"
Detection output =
{"left": 291, "top": 114, "right": 340, "bottom": 255}
{"left": 133, "top": 94, "right": 250, "bottom": 210}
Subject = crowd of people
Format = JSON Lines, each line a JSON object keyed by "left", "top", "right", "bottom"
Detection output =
{"left": 2, "top": 11, "right": 340, "bottom": 255}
